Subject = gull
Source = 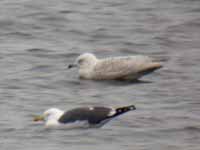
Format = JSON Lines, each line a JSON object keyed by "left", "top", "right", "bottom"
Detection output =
{"left": 33, "top": 105, "right": 136, "bottom": 128}
{"left": 68, "top": 53, "right": 162, "bottom": 80}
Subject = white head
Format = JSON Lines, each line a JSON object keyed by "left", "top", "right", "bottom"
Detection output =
{"left": 68, "top": 53, "right": 98, "bottom": 69}
{"left": 34, "top": 108, "right": 64, "bottom": 127}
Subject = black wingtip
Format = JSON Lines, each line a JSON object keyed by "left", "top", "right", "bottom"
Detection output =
{"left": 129, "top": 105, "right": 136, "bottom": 110}
{"left": 115, "top": 105, "right": 136, "bottom": 116}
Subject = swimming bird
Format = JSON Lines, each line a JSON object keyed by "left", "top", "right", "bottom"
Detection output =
{"left": 33, "top": 105, "right": 136, "bottom": 128}
{"left": 68, "top": 53, "right": 162, "bottom": 80}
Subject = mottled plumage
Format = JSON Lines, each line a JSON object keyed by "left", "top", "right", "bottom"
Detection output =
{"left": 68, "top": 53, "right": 162, "bottom": 80}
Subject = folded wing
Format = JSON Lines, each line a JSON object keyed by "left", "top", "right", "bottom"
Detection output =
{"left": 58, "top": 107, "right": 112, "bottom": 124}
{"left": 92, "top": 56, "right": 162, "bottom": 80}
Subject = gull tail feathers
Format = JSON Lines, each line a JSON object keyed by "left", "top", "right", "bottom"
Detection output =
{"left": 139, "top": 62, "right": 162, "bottom": 75}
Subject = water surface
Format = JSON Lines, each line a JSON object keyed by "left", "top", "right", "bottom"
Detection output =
{"left": 0, "top": 0, "right": 200, "bottom": 150}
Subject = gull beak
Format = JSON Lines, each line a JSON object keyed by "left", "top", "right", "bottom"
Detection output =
{"left": 33, "top": 115, "right": 45, "bottom": 122}
{"left": 68, "top": 64, "right": 77, "bottom": 69}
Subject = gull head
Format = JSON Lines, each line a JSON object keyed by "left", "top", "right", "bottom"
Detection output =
{"left": 33, "top": 108, "right": 64, "bottom": 125}
{"left": 68, "top": 53, "right": 98, "bottom": 69}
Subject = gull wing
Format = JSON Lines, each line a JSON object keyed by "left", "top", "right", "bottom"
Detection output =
{"left": 58, "top": 107, "right": 112, "bottom": 124}
{"left": 92, "top": 56, "right": 161, "bottom": 80}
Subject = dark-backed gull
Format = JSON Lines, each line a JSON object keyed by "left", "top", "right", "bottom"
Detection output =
{"left": 33, "top": 105, "right": 136, "bottom": 128}
{"left": 68, "top": 53, "right": 162, "bottom": 80}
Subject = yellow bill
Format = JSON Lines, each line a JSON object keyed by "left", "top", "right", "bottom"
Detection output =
{"left": 33, "top": 115, "right": 45, "bottom": 122}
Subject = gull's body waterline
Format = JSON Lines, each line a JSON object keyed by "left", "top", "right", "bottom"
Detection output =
{"left": 33, "top": 105, "right": 136, "bottom": 129}
{"left": 69, "top": 53, "right": 162, "bottom": 80}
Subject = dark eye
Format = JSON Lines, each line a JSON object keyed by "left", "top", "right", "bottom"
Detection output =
{"left": 78, "top": 59, "right": 84, "bottom": 64}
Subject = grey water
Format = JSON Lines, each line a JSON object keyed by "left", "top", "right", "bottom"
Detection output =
{"left": 0, "top": 0, "right": 200, "bottom": 150}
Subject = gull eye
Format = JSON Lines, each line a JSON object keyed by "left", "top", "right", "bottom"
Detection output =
{"left": 78, "top": 59, "right": 84, "bottom": 64}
